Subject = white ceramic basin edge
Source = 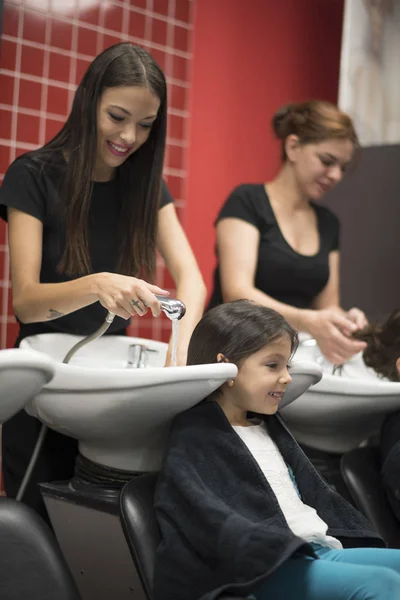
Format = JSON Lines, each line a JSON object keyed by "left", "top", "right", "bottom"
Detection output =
{"left": 41, "top": 362, "right": 238, "bottom": 391}
{"left": 0, "top": 348, "right": 55, "bottom": 424}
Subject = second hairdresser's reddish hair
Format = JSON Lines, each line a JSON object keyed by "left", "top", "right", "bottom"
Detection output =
{"left": 272, "top": 100, "right": 359, "bottom": 161}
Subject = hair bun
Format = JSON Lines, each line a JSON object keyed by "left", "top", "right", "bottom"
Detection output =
{"left": 272, "top": 99, "right": 358, "bottom": 161}
{"left": 271, "top": 104, "right": 295, "bottom": 139}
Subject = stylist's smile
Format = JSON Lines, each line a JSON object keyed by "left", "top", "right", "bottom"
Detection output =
{"left": 107, "top": 141, "right": 132, "bottom": 156}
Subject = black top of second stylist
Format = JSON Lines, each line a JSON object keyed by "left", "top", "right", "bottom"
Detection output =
{"left": 208, "top": 184, "right": 340, "bottom": 310}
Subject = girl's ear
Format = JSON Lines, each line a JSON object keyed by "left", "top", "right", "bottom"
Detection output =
{"left": 217, "top": 353, "right": 229, "bottom": 363}
{"left": 396, "top": 357, "right": 400, "bottom": 375}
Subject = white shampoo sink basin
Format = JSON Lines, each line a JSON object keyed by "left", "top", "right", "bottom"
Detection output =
{"left": 20, "top": 332, "right": 168, "bottom": 371}
{"left": 280, "top": 340, "right": 400, "bottom": 453}
{"left": 19, "top": 334, "right": 323, "bottom": 472}
{"left": 0, "top": 348, "right": 55, "bottom": 424}
{"left": 280, "top": 361, "right": 323, "bottom": 409}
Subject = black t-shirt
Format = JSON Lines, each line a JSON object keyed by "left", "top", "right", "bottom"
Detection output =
{"left": 0, "top": 150, "right": 173, "bottom": 341}
{"left": 208, "top": 183, "right": 340, "bottom": 310}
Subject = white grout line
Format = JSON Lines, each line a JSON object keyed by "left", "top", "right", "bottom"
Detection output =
{"left": 38, "top": 10, "right": 51, "bottom": 145}
{"left": 17, "top": 2, "right": 193, "bottom": 29}
{"left": 0, "top": 104, "right": 65, "bottom": 120}
{"left": 1, "top": 51, "right": 192, "bottom": 89}
{"left": 0, "top": 139, "right": 40, "bottom": 150}
{"left": 167, "top": 107, "right": 187, "bottom": 117}
{"left": 9, "top": 10, "right": 191, "bottom": 57}
{"left": 0, "top": 134, "right": 187, "bottom": 148}
{"left": 1, "top": 3, "right": 24, "bottom": 350}
{"left": 0, "top": 29, "right": 192, "bottom": 59}
{"left": 144, "top": 0, "right": 153, "bottom": 42}
{"left": 9, "top": 9, "right": 23, "bottom": 162}
{"left": 150, "top": 0, "right": 175, "bottom": 341}
{"left": 163, "top": 166, "right": 186, "bottom": 176}
{"left": 180, "top": 0, "right": 195, "bottom": 224}
{"left": 0, "top": 71, "right": 189, "bottom": 115}
{"left": 164, "top": 0, "right": 175, "bottom": 81}
{"left": 68, "top": 0, "right": 78, "bottom": 109}
{"left": 96, "top": 0, "right": 105, "bottom": 56}
{"left": 0, "top": 67, "right": 80, "bottom": 91}
{"left": 156, "top": 0, "right": 174, "bottom": 342}
{"left": 0, "top": 100, "right": 192, "bottom": 132}
{"left": 121, "top": 0, "right": 129, "bottom": 41}
{"left": 0, "top": 316, "right": 17, "bottom": 324}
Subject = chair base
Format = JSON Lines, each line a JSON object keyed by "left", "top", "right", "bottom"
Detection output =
{"left": 41, "top": 481, "right": 146, "bottom": 600}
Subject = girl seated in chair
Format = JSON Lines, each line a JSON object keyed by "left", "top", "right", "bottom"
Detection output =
{"left": 154, "top": 300, "right": 400, "bottom": 600}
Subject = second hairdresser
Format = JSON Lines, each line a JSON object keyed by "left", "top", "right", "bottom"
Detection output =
{"left": 208, "top": 101, "right": 368, "bottom": 365}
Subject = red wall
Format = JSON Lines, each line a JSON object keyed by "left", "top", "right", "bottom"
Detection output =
{"left": 185, "top": 0, "right": 344, "bottom": 296}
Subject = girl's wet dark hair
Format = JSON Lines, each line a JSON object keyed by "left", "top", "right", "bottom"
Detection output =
{"left": 187, "top": 300, "right": 298, "bottom": 367}
{"left": 353, "top": 310, "right": 400, "bottom": 382}
{"left": 31, "top": 43, "right": 167, "bottom": 278}
{"left": 272, "top": 100, "right": 359, "bottom": 161}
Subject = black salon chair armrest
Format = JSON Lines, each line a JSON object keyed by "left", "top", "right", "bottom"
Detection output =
{"left": 341, "top": 446, "right": 400, "bottom": 548}
{"left": 0, "top": 498, "right": 81, "bottom": 599}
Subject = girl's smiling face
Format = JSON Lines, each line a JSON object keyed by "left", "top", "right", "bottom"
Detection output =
{"left": 217, "top": 335, "right": 293, "bottom": 425}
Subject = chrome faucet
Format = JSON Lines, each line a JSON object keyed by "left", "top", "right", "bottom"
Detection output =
{"left": 63, "top": 296, "right": 185, "bottom": 368}
{"left": 126, "top": 344, "right": 157, "bottom": 368}
{"left": 156, "top": 295, "right": 186, "bottom": 320}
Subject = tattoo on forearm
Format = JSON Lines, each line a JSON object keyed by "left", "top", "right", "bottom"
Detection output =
{"left": 47, "top": 308, "right": 64, "bottom": 320}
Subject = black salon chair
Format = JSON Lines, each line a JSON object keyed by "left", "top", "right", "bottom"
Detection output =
{"left": 0, "top": 497, "right": 81, "bottom": 599}
{"left": 341, "top": 446, "right": 400, "bottom": 548}
{"left": 119, "top": 473, "right": 247, "bottom": 600}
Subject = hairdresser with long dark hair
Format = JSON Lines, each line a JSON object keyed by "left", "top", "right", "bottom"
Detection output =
{"left": 0, "top": 43, "right": 206, "bottom": 519}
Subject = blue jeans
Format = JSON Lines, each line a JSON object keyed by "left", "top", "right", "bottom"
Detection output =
{"left": 252, "top": 544, "right": 400, "bottom": 600}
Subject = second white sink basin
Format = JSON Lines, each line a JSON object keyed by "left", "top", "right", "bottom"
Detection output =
{"left": 0, "top": 348, "right": 55, "bottom": 424}
{"left": 280, "top": 339, "right": 400, "bottom": 453}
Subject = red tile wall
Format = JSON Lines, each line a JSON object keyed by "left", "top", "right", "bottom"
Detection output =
{"left": 0, "top": 0, "right": 193, "bottom": 349}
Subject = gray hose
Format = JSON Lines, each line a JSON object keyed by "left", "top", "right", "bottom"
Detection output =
{"left": 15, "top": 423, "right": 48, "bottom": 501}
{"left": 62, "top": 311, "right": 115, "bottom": 364}
{"left": 16, "top": 312, "right": 115, "bottom": 502}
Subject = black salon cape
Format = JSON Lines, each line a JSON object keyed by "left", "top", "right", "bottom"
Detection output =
{"left": 154, "top": 401, "right": 384, "bottom": 600}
